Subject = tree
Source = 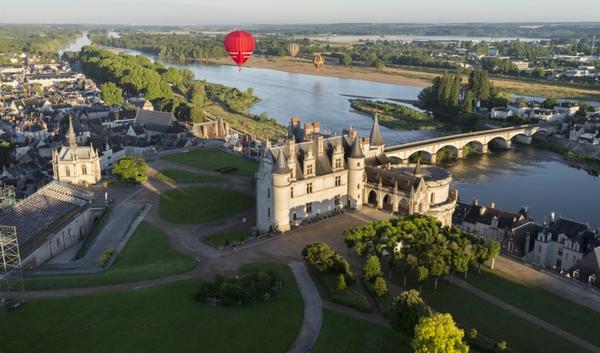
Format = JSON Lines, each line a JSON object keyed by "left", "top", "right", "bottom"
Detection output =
{"left": 342, "top": 53, "right": 352, "bottom": 66}
{"left": 412, "top": 313, "right": 469, "bottom": 353}
{"left": 497, "top": 340, "right": 508, "bottom": 351}
{"left": 374, "top": 276, "right": 388, "bottom": 297}
{"left": 488, "top": 241, "right": 501, "bottom": 270}
{"left": 336, "top": 273, "right": 347, "bottom": 291}
{"left": 100, "top": 82, "right": 124, "bottom": 106}
{"left": 363, "top": 255, "right": 383, "bottom": 282}
{"left": 302, "top": 242, "right": 337, "bottom": 272}
{"left": 391, "top": 290, "right": 432, "bottom": 335}
{"left": 112, "top": 156, "right": 148, "bottom": 183}
{"left": 462, "top": 90, "right": 475, "bottom": 113}
{"left": 543, "top": 97, "right": 557, "bottom": 109}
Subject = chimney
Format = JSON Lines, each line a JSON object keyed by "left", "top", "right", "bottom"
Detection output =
{"left": 473, "top": 197, "right": 479, "bottom": 206}
{"left": 479, "top": 206, "right": 486, "bottom": 216}
{"left": 313, "top": 135, "right": 324, "bottom": 155}
{"left": 524, "top": 232, "right": 530, "bottom": 255}
{"left": 349, "top": 129, "right": 358, "bottom": 140}
{"left": 490, "top": 202, "right": 496, "bottom": 209}
{"left": 550, "top": 211, "right": 556, "bottom": 223}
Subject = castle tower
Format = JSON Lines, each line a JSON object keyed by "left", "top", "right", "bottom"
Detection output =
{"left": 346, "top": 134, "right": 365, "bottom": 209}
{"left": 272, "top": 150, "right": 292, "bottom": 232}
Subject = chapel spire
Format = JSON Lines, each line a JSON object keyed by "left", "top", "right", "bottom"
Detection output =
{"left": 67, "top": 116, "right": 77, "bottom": 149}
{"left": 369, "top": 108, "right": 384, "bottom": 147}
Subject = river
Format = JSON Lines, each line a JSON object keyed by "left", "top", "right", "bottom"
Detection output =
{"left": 64, "top": 34, "right": 600, "bottom": 227}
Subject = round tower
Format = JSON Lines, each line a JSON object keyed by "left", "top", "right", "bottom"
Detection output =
{"left": 347, "top": 135, "right": 365, "bottom": 209}
{"left": 272, "top": 150, "right": 292, "bottom": 232}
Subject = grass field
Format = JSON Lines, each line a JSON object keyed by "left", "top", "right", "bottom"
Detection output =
{"left": 1, "top": 263, "right": 303, "bottom": 353}
{"left": 162, "top": 148, "right": 257, "bottom": 177}
{"left": 159, "top": 187, "right": 254, "bottom": 224}
{"left": 155, "top": 169, "right": 223, "bottom": 184}
{"left": 23, "top": 222, "right": 196, "bottom": 290}
{"left": 204, "top": 231, "right": 250, "bottom": 247}
{"left": 466, "top": 267, "right": 600, "bottom": 347}
{"left": 313, "top": 309, "right": 412, "bottom": 353}
{"left": 409, "top": 278, "right": 583, "bottom": 353}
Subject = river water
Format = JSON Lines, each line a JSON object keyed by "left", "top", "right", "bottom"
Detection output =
{"left": 64, "top": 35, "right": 600, "bottom": 227}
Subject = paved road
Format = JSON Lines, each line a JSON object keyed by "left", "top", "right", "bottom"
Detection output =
{"left": 453, "top": 277, "right": 600, "bottom": 353}
{"left": 288, "top": 262, "right": 322, "bottom": 353}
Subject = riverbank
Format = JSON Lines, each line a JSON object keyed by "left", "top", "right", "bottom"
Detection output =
{"left": 533, "top": 135, "right": 600, "bottom": 168}
{"left": 204, "top": 56, "right": 600, "bottom": 100}
{"left": 349, "top": 99, "right": 451, "bottom": 131}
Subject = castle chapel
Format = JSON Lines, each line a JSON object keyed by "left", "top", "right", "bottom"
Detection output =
{"left": 256, "top": 115, "right": 457, "bottom": 233}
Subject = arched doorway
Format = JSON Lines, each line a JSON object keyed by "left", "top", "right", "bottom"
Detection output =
{"left": 397, "top": 198, "right": 410, "bottom": 214}
{"left": 367, "top": 190, "right": 377, "bottom": 207}
{"left": 382, "top": 194, "right": 393, "bottom": 211}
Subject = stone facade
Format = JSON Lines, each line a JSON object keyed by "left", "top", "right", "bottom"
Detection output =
{"left": 52, "top": 117, "right": 101, "bottom": 185}
{"left": 256, "top": 116, "right": 457, "bottom": 233}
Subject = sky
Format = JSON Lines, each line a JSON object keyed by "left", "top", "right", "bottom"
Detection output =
{"left": 3, "top": 0, "right": 600, "bottom": 25}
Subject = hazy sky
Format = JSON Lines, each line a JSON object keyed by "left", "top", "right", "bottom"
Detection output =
{"left": 4, "top": 0, "right": 600, "bottom": 24}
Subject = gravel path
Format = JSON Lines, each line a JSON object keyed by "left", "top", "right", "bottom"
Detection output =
{"left": 288, "top": 262, "right": 322, "bottom": 353}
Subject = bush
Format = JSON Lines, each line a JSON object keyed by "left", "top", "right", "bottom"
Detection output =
{"left": 112, "top": 156, "right": 148, "bottom": 183}
{"left": 195, "top": 270, "right": 282, "bottom": 306}
{"left": 336, "top": 274, "right": 347, "bottom": 291}
{"left": 470, "top": 328, "right": 478, "bottom": 339}
{"left": 390, "top": 290, "right": 432, "bottom": 335}
{"left": 373, "top": 277, "right": 388, "bottom": 297}
{"left": 497, "top": 341, "right": 508, "bottom": 351}
{"left": 99, "top": 248, "right": 116, "bottom": 268}
{"left": 302, "top": 242, "right": 336, "bottom": 272}
{"left": 363, "top": 255, "right": 383, "bottom": 282}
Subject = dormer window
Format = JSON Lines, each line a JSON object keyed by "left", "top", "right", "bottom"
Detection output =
{"left": 335, "top": 158, "right": 342, "bottom": 169}
{"left": 306, "top": 164, "right": 313, "bottom": 175}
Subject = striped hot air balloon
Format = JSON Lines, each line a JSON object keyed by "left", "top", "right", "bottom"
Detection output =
{"left": 288, "top": 43, "right": 300, "bottom": 57}
{"left": 313, "top": 53, "right": 324, "bottom": 70}
{"left": 224, "top": 31, "right": 255, "bottom": 69}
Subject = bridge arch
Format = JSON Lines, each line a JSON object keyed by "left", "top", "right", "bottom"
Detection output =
{"left": 408, "top": 150, "right": 434, "bottom": 164}
{"left": 463, "top": 140, "right": 486, "bottom": 154}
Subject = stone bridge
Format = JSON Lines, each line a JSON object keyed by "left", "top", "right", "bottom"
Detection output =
{"left": 385, "top": 124, "right": 559, "bottom": 163}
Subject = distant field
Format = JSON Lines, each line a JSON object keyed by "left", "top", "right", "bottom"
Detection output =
{"left": 162, "top": 148, "right": 257, "bottom": 177}
{"left": 2, "top": 263, "right": 303, "bottom": 353}
{"left": 159, "top": 187, "right": 254, "bottom": 224}
{"left": 23, "top": 222, "right": 196, "bottom": 290}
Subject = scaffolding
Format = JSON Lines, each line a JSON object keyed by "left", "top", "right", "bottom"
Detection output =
{"left": 0, "top": 225, "right": 24, "bottom": 308}
{"left": 0, "top": 186, "right": 16, "bottom": 209}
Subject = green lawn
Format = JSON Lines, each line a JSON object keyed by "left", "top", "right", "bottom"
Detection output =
{"left": 160, "top": 187, "right": 254, "bottom": 224}
{"left": 411, "top": 278, "right": 583, "bottom": 353}
{"left": 1, "top": 263, "right": 303, "bottom": 353}
{"left": 23, "top": 222, "right": 196, "bottom": 290}
{"left": 155, "top": 169, "right": 223, "bottom": 184}
{"left": 466, "top": 267, "right": 600, "bottom": 347}
{"left": 204, "top": 231, "right": 250, "bottom": 247}
{"left": 313, "top": 309, "right": 412, "bottom": 353}
{"left": 162, "top": 149, "right": 257, "bottom": 177}
{"left": 310, "top": 270, "right": 372, "bottom": 313}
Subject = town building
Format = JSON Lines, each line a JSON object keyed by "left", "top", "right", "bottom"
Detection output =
{"left": 188, "top": 116, "right": 231, "bottom": 140}
{"left": 256, "top": 116, "right": 457, "bottom": 233}
{"left": 51, "top": 117, "right": 101, "bottom": 185}
{"left": 0, "top": 181, "right": 98, "bottom": 268}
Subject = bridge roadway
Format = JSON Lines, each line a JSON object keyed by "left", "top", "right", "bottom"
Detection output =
{"left": 384, "top": 123, "right": 559, "bottom": 163}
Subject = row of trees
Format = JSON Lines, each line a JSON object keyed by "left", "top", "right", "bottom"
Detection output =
{"left": 343, "top": 215, "right": 500, "bottom": 290}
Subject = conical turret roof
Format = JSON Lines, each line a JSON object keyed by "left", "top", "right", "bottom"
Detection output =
{"left": 369, "top": 111, "right": 384, "bottom": 147}
{"left": 349, "top": 135, "right": 365, "bottom": 159}
{"left": 273, "top": 150, "right": 291, "bottom": 174}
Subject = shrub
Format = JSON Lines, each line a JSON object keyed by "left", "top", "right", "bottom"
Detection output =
{"left": 302, "top": 242, "right": 336, "bottom": 272}
{"left": 390, "top": 290, "right": 432, "bottom": 335}
{"left": 373, "top": 276, "right": 388, "bottom": 297}
{"left": 335, "top": 274, "right": 347, "bottom": 291}
{"left": 195, "top": 270, "right": 282, "bottom": 306}
{"left": 497, "top": 340, "right": 508, "bottom": 351}
{"left": 470, "top": 328, "right": 478, "bottom": 339}
{"left": 99, "top": 248, "right": 116, "bottom": 268}
{"left": 363, "top": 255, "right": 383, "bottom": 282}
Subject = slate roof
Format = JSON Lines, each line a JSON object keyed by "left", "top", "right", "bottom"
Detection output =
{"left": 0, "top": 181, "right": 95, "bottom": 256}
{"left": 463, "top": 204, "right": 525, "bottom": 229}
{"left": 134, "top": 109, "right": 175, "bottom": 133}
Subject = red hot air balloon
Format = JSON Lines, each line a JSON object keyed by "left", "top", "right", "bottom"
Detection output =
{"left": 224, "top": 31, "right": 255, "bottom": 68}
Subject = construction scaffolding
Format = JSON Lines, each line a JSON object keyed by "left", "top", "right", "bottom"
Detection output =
{"left": 0, "top": 186, "right": 16, "bottom": 209}
{"left": 0, "top": 225, "right": 24, "bottom": 307}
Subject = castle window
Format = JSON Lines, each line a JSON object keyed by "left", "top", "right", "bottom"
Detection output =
{"left": 65, "top": 166, "right": 70, "bottom": 177}
{"left": 430, "top": 193, "right": 435, "bottom": 204}
{"left": 290, "top": 187, "right": 294, "bottom": 198}
{"left": 335, "top": 158, "right": 342, "bottom": 169}
{"left": 508, "top": 242, "right": 514, "bottom": 252}
{"left": 307, "top": 182, "right": 313, "bottom": 194}
{"left": 335, "top": 176, "right": 341, "bottom": 187}
{"left": 82, "top": 165, "right": 87, "bottom": 175}
{"left": 306, "top": 164, "right": 313, "bottom": 175}
{"left": 267, "top": 188, "right": 270, "bottom": 198}
{"left": 334, "top": 195, "right": 340, "bottom": 205}
{"left": 306, "top": 202, "right": 313, "bottom": 214}
{"left": 268, "top": 208, "right": 271, "bottom": 217}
